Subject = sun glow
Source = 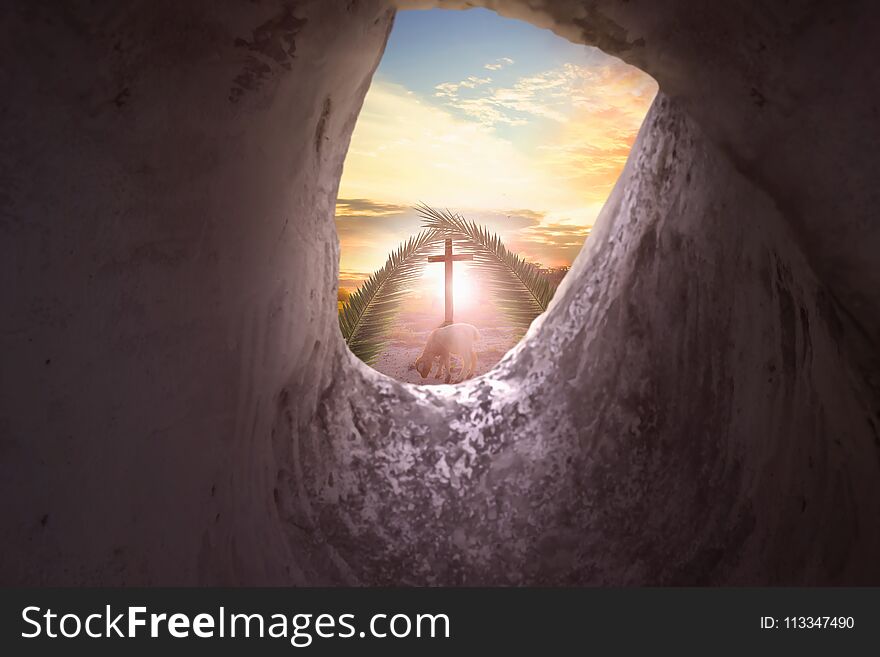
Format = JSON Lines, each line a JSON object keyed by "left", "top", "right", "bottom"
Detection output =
{"left": 421, "top": 262, "right": 478, "bottom": 314}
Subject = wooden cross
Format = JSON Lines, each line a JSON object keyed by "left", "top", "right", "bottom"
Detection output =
{"left": 427, "top": 239, "right": 473, "bottom": 324}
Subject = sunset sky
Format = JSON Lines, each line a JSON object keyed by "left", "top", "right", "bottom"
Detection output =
{"left": 336, "top": 8, "right": 657, "bottom": 291}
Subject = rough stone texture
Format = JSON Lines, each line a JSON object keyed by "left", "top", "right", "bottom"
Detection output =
{"left": 1, "top": 0, "right": 879, "bottom": 585}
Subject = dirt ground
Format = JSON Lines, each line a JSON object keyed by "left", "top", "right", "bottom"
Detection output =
{"left": 371, "top": 308, "right": 521, "bottom": 385}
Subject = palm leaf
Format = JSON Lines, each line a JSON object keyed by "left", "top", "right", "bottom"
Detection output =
{"left": 415, "top": 203, "right": 558, "bottom": 330}
{"left": 339, "top": 229, "right": 443, "bottom": 365}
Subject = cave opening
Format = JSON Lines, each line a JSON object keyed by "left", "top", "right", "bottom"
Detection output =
{"left": 335, "top": 8, "right": 657, "bottom": 385}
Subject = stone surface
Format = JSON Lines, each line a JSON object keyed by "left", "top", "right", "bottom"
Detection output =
{"left": 1, "top": 0, "right": 879, "bottom": 585}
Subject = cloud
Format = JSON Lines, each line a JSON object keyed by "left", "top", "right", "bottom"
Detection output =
{"left": 508, "top": 208, "right": 544, "bottom": 221}
{"left": 335, "top": 198, "right": 409, "bottom": 217}
{"left": 503, "top": 208, "right": 545, "bottom": 228}
{"left": 460, "top": 75, "right": 491, "bottom": 88}
{"left": 435, "top": 60, "right": 656, "bottom": 132}
{"left": 509, "top": 223, "right": 594, "bottom": 265}
{"left": 468, "top": 208, "right": 545, "bottom": 232}
{"left": 437, "top": 97, "right": 529, "bottom": 127}
{"left": 536, "top": 107, "right": 649, "bottom": 203}
{"left": 522, "top": 223, "right": 592, "bottom": 244}
{"left": 335, "top": 211, "right": 422, "bottom": 245}
{"left": 434, "top": 82, "right": 459, "bottom": 98}
{"left": 484, "top": 57, "right": 515, "bottom": 71}
{"left": 434, "top": 65, "right": 575, "bottom": 127}
{"left": 338, "top": 269, "right": 373, "bottom": 290}
{"left": 434, "top": 76, "right": 491, "bottom": 98}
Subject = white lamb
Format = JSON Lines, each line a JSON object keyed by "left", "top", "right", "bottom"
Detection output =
{"left": 413, "top": 323, "right": 481, "bottom": 384}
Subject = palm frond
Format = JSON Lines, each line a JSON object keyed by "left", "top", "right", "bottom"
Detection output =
{"left": 415, "top": 203, "right": 558, "bottom": 330}
{"left": 339, "top": 229, "right": 443, "bottom": 365}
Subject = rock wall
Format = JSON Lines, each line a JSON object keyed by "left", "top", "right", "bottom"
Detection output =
{"left": 1, "top": 0, "right": 878, "bottom": 585}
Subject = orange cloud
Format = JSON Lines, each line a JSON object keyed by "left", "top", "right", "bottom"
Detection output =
{"left": 335, "top": 198, "right": 410, "bottom": 217}
{"left": 338, "top": 269, "right": 374, "bottom": 290}
{"left": 509, "top": 223, "right": 593, "bottom": 266}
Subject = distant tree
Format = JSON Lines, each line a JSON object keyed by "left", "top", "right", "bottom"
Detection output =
{"left": 544, "top": 266, "right": 571, "bottom": 286}
{"left": 337, "top": 288, "right": 351, "bottom": 311}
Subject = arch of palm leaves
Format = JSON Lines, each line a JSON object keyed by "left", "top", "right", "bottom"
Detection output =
{"left": 2, "top": 0, "right": 880, "bottom": 584}
{"left": 340, "top": 206, "right": 559, "bottom": 366}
